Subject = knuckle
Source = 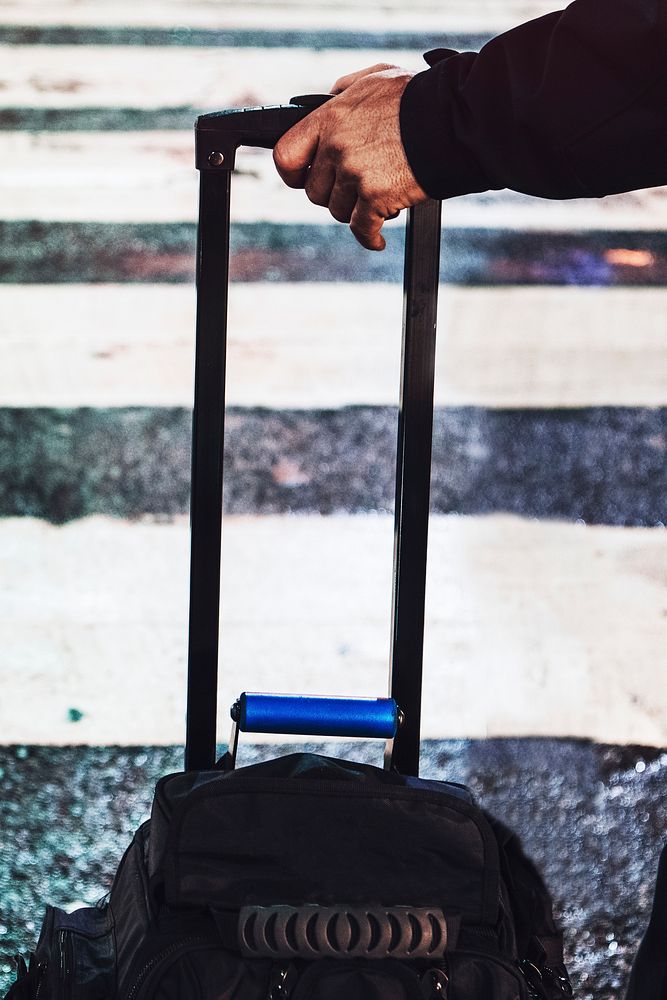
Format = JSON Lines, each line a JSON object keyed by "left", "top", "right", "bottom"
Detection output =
{"left": 272, "top": 144, "right": 289, "bottom": 172}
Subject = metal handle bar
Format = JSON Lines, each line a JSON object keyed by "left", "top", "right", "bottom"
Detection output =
{"left": 196, "top": 94, "right": 332, "bottom": 170}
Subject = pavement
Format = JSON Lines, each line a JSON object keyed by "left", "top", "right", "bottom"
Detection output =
{"left": 2, "top": 514, "right": 667, "bottom": 748}
{"left": 1, "top": 407, "right": 666, "bottom": 525}
{"left": 1, "top": 738, "right": 666, "bottom": 999}
{"left": 2, "top": 221, "right": 667, "bottom": 284}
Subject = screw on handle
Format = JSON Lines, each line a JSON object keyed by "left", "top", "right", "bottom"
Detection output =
{"left": 196, "top": 94, "right": 333, "bottom": 170}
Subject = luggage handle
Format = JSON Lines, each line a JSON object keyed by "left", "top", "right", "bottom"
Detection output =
{"left": 227, "top": 693, "right": 401, "bottom": 768}
{"left": 186, "top": 99, "right": 441, "bottom": 777}
{"left": 195, "top": 95, "right": 333, "bottom": 172}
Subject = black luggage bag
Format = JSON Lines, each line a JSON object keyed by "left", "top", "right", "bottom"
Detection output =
{"left": 6, "top": 98, "right": 573, "bottom": 1000}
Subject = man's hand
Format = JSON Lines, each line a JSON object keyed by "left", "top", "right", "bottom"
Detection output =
{"left": 273, "top": 64, "right": 428, "bottom": 250}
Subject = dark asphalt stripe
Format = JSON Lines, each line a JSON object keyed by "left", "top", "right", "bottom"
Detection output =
{"left": 1, "top": 407, "right": 665, "bottom": 525}
{"left": 0, "top": 740, "right": 665, "bottom": 1000}
{"left": 0, "top": 25, "right": 490, "bottom": 49}
{"left": 0, "top": 106, "right": 200, "bottom": 131}
{"left": 2, "top": 222, "right": 667, "bottom": 285}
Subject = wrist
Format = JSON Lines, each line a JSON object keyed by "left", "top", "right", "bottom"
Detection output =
{"left": 399, "top": 60, "right": 493, "bottom": 199}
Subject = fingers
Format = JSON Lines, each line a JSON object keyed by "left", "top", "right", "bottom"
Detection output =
{"left": 304, "top": 158, "right": 336, "bottom": 207}
{"left": 350, "top": 198, "right": 387, "bottom": 252}
{"left": 273, "top": 115, "right": 320, "bottom": 189}
{"left": 275, "top": 68, "right": 413, "bottom": 250}
{"left": 331, "top": 63, "right": 397, "bottom": 93}
{"left": 327, "top": 178, "right": 358, "bottom": 223}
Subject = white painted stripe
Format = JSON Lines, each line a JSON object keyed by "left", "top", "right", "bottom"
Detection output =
{"left": 0, "top": 46, "right": 427, "bottom": 109}
{"left": 2, "top": 284, "right": 667, "bottom": 408}
{"left": 0, "top": 2, "right": 560, "bottom": 33}
{"left": 0, "top": 131, "right": 199, "bottom": 224}
{"left": 0, "top": 513, "right": 665, "bottom": 746}
{"left": 3, "top": 133, "right": 666, "bottom": 229}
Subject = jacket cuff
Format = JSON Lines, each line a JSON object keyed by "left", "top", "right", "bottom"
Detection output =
{"left": 399, "top": 59, "right": 496, "bottom": 200}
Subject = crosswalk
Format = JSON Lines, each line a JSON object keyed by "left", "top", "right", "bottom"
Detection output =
{"left": 4, "top": 285, "right": 667, "bottom": 407}
{"left": 0, "top": 2, "right": 561, "bottom": 33}
{"left": 0, "top": 1, "right": 666, "bottom": 747}
{"left": 4, "top": 133, "right": 667, "bottom": 227}
{"left": 3, "top": 514, "right": 667, "bottom": 745}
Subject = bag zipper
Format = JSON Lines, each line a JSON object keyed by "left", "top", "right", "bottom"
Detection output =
{"left": 179, "top": 775, "right": 482, "bottom": 811}
{"left": 58, "top": 931, "right": 73, "bottom": 1000}
{"left": 124, "top": 933, "right": 220, "bottom": 1000}
{"left": 18, "top": 957, "right": 47, "bottom": 1000}
{"left": 34, "top": 962, "right": 48, "bottom": 1000}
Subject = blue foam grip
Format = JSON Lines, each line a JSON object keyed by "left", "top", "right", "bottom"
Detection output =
{"left": 236, "top": 693, "right": 399, "bottom": 739}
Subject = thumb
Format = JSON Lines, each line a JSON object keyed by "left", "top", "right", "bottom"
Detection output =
{"left": 273, "top": 115, "right": 321, "bottom": 189}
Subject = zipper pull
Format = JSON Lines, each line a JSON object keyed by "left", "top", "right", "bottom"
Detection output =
{"left": 267, "top": 964, "right": 297, "bottom": 1000}
{"left": 421, "top": 966, "right": 449, "bottom": 998}
{"left": 544, "top": 964, "right": 574, "bottom": 997}
{"left": 518, "top": 960, "right": 548, "bottom": 998}
{"left": 12, "top": 954, "right": 46, "bottom": 996}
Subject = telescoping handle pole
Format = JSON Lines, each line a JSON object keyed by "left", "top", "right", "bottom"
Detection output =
{"left": 388, "top": 199, "right": 442, "bottom": 776}
{"left": 186, "top": 98, "right": 441, "bottom": 774}
{"left": 186, "top": 97, "right": 332, "bottom": 772}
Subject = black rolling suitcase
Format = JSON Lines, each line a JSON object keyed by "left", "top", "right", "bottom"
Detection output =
{"left": 7, "top": 98, "right": 573, "bottom": 1000}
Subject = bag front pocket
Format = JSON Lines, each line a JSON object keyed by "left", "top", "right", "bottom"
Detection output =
{"left": 291, "top": 959, "right": 425, "bottom": 1000}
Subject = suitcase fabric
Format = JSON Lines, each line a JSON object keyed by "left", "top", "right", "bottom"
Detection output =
{"left": 5, "top": 98, "right": 573, "bottom": 1000}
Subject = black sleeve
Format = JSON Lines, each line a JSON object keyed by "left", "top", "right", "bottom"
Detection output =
{"left": 399, "top": 0, "right": 667, "bottom": 200}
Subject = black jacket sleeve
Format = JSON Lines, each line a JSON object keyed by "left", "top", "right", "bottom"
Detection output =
{"left": 399, "top": 0, "right": 667, "bottom": 200}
